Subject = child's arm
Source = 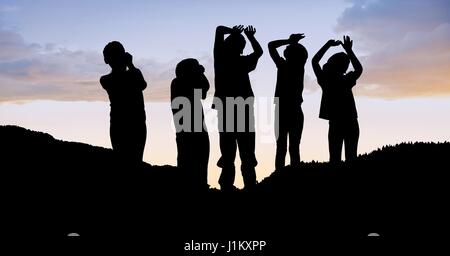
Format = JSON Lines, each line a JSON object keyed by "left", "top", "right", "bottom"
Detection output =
{"left": 268, "top": 33, "right": 305, "bottom": 66}
{"left": 312, "top": 39, "right": 340, "bottom": 77}
{"left": 341, "top": 35, "right": 363, "bottom": 79}
{"left": 100, "top": 75, "right": 109, "bottom": 90}
{"left": 125, "top": 52, "right": 147, "bottom": 90}
{"left": 244, "top": 26, "right": 263, "bottom": 58}
{"left": 214, "top": 25, "right": 244, "bottom": 57}
{"left": 268, "top": 39, "right": 288, "bottom": 65}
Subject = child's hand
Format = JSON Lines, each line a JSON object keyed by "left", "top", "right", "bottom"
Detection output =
{"left": 327, "top": 39, "right": 341, "bottom": 47}
{"left": 198, "top": 64, "right": 205, "bottom": 74}
{"left": 341, "top": 35, "right": 353, "bottom": 51}
{"left": 289, "top": 33, "right": 305, "bottom": 44}
{"left": 232, "top": 25, "right": 244, "bottom": 34}
{"left": 244, "top": 25, "right": 256, "bottom": 37}
{"left": 124, "top": 52, "right": 133, "bottom": 67}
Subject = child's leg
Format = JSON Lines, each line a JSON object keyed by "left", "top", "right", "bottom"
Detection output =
{"left": 237, "top": 101, "right": 257, "bottom": 189}
{"left": 110, "top": 124, "right": 121, "bottom": 154}
{"left": 328, "top": 120, "right": 344, "bottom": 163}
{"left": 175, "top": 134, "right": 187, "bottom": 168}
{"left": 218, "top": 132, "right": 237, "bottom": 189}
{"left": 344, "top": 119, "right": 359, "bottom": 162}
{"left": 184, "top": 133, "right": 210, "bottom": 190}
{"left": 275, "top": 103, "right": 288, "bottom": 169}
{"left": 217, "top": 105, "right": 238, "bottom": 190}
{"left": 276, "top": 130, "right": 288, "bottom": 169}
{"left": 237, "top": 132, "right": 257, "bottom": 189}
{"left": 136, "top": 123, "right": 147, "bottom": 162}
{"left": 288, "top": 106, "right": 304, "bottom": 167}
{"left": 198, "top": 132, "right": 210, "bottom": 188}
{"left": 129, "top": 122, "right": 147, "bottom": 165}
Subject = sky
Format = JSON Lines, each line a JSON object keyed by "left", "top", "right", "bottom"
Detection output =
{"left": 1, "top": 0, "right": 450, "bottom": 188}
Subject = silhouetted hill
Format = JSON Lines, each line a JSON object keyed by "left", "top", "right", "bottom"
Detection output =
{"left": 1, "top": 125, "right": 448, "bottom": 250}
{"left": 1, "top": 125, "right": 185, "bottom": 190}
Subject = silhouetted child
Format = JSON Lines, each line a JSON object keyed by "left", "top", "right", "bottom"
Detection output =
{"left": 100, "top": 41, "right": 147, "bottom": 165}
{"left": 312, "top": 36, "right": 363, "bottom": 163}
{"left": 171, "top": 58, "right": 210, "bottom": 190}
{"left": 268, "top": 33, "right": 308, "bottom": 169}
{"left": 213, "top": 25, "right": 263, "bottom": 191}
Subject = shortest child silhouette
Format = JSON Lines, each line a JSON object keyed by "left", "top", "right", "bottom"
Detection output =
{"left": 100, "top": 41, "right": 147, "bottom": 166}
{"left": 312, "top": 36, "right": 363, "bottom": 163}
{"left": 171, "top": 58, "right": 210, "bottom": 190}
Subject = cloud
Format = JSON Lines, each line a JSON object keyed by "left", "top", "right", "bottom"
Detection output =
{"left": 0, "top": 23, "right": 211, "bottom": 103}
{"left": 0, "top": 5, "right": 19, "bottom": 13}
{"left": 135, "top": 54, "right": 214, "bottom": 101}
{"left": 0, "top": 26, "right": 106, "bottom": 102}
{"left": 335, "top": 0, "right": 450, "bottom": 98}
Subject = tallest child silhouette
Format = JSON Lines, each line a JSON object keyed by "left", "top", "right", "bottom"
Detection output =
{"left": 100, "top": 41, "right": 148, "bottom": 165}
{"left": 213, "top": 25, "right": 263, "bottom": 191}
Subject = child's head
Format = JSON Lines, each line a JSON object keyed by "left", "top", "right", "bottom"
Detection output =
{"left": 284, "top": 43, "right": 308, "bottom": 64}
{"left": 324, "top": 52, "right": 350, "bottom": 75}
{"left": 175, "top": 58, "right": 209, "bottom": 98}
{"left": 103, "top": 41, "right": 126, "bottom": 71}
{"left": 224, "top": 33, "right": 246, "bottom": 55}
{"left": 175, "top": 58, "right": 205, "bottom": 79}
